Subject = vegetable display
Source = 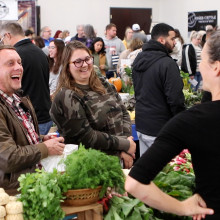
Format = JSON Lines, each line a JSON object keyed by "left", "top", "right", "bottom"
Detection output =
{"left": 153, "top": 171, "right": 195, "bottom": 202}
{"left": 104, "top": 196, "right": 161, "bottom": 220}
{"left": 18, "top": 169, "right": 65, "bottom": 220}
{"left": 17, "top": 143, "right": 195, "bottom": 220}
{"left": 60, "top": 145, "right": 125, "bottom": 197}
{"left": 105, "top": 149, "right": 195, "bottom": 220}
{"left": 121, "top": 66, "right": 134, "bottom": 95}
{"left": 108, "top": 77, "right": 122, "bottom": 92}
{"left": 17, "top": 145, "right": 125, "bottom": 219}
{"left": 183, "top": 89, "right": 202, "bottom": 109}
{"left": 105, "top": 169, "right": 195, "bottom": 220}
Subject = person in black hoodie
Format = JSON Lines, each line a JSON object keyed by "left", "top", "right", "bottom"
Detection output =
{"left": 132, "top": 23, "right": 185, "bottom": 157}
{"left": 1, "top": 22, "right": 52, "bottom": 135}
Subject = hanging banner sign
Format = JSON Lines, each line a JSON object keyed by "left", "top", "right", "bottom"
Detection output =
{"left": 0, "top": 0, "right": 18, "bottom": 20}
{"left": 188, "top": 10, "right": 217, "bottom": 32}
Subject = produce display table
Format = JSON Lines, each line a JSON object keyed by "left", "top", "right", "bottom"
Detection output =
{"left": 62, "top": 203, "right": 103, "bottom": 220}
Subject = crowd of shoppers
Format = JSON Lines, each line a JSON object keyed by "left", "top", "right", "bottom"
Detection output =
{"left": 1, "top": 20, "right": 220, "bottom": 220}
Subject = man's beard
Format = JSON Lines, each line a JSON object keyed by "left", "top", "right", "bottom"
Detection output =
{"left": 165, "top": 41, "right": 173, "bottom": 53}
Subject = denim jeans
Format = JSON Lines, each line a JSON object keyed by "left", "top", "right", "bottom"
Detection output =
{"left": 192, "top": 71, "right": 202, "bottom": 91}
{"left": 38, "top": 120, "right": 53, "bottom": 135}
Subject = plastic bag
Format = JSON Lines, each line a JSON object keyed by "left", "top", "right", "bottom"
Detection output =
{"left": 41, "top": 144, "right": 78, "bottom": 172}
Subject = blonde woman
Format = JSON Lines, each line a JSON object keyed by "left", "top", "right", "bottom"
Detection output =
{"left": 181, "top": 31, "right": 203, "bottom": 91}
{"left": 122, "top": 27, "right": 133, "bottom": 49}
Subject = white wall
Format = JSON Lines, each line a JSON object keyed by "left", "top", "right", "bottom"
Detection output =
{"left": 37, "top": 0, "right": 160, "bottom": 38}
{"left": 158, "top": 0, "right": 220, "bottom": 43}
{"left": 37, "top": 0, "right": 220, "bottom": 42}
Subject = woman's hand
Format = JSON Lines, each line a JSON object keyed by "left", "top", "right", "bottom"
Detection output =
{"left": 125, "top": 178, "right": 214, "bottom": 220}
{"left": 120, "top": 151, "right": 133, "bottom": 169}
{"left": 182, "top": 194, "right": 214, "bottom": 220}
{"left": 127, "top": 136, "right": 136, "bottom": 159}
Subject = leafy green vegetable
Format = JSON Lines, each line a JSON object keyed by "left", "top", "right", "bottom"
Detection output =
{"left": 60, "top": 145, "right": 125, "bottom": 197}
{"left": 150, "top": 170, "right": 195, "bottom": 219}
{"left": 104, "top": 196, "right": 160, "bottom": 220}
{"left": 105, "top": 169, "right": 195, "bottom": 219}
{"left": 183, "top": 89, "right": 202, "bottom": 109}
{"left": 18, "top": 169, "right": 65, "bottom": 220}
{"left": 121, "top": 66, "right": 134, "bottom": 95}
{"left": 153, "top": 171, "right": 195, "bottom": 201}
{"left": 180, "top": 70, "right": 192, "bottom": 92}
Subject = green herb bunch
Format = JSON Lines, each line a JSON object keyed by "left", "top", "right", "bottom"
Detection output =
{"left": 180, "top": 70, "right": 191, "bottom": 91}
{"left": 121, "top": 66, "right": 134, "bottom": 95}
{"left": 18, "top": 170, "right": 65, "bottom": 220}
{"left": 183, "top": 89, "right": 202, "bottom": 109}
{"left": 60, "top": 145, "right": 125, "bottom": 197}
{"left": 18, "top": 169, "right": 65, "bottom": 220}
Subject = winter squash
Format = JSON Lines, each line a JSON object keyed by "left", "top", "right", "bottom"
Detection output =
{"left": 108, "top": 77, "right": 122, "bottom": 92}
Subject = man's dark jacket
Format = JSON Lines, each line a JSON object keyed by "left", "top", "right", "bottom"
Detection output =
{"left": 14, "top": 39, "right": 51, "bottom": 124}
{"left": 132, "top": 40, "right": 185, "bottom": 136}
{"left": 71, "top": 34, "right": 86, "bottom": 44}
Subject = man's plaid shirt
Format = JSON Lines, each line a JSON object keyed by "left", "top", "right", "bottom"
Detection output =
{"left": 0, "top": 90, "right": 39, "bottom": 145}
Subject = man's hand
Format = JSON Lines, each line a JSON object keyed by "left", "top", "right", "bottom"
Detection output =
{"left": 43, "top": 137, "right": 65, "bottom": 155}
{"left": 43, "top": 133, "right": 58, "bottom": 141}
{"left": 120, "top": 152, "right": 133, "bottom": 169}
{"left": 127, "top": 136, "right": 136, "bottom": 159}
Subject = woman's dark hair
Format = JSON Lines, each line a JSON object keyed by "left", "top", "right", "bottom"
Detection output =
{"left": 84, "top": 24, "right": 96, "bottom": 39}
{"left": 89, "top": 37, "right": 106, "bottom": 54}
{"left": 48, "top": 39, "right": 65, "bottom": 74}
{"left": 206, "top": 29, "right": 220, "bottom": 63}
{"left": 174, "top": 29, "right": 184, "bottom": 44}
{"left": 55, "top": 41, "right": 106, "bottom": 96}
{"left": 25, "top": 29, "right": 34, "bottom": 37}
{"left": 33, "top": 36, "right": 45, "bottom": 48}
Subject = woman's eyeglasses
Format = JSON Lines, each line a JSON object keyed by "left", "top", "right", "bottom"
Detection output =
{"left": 48, "top": 46, "right": 56, "bottom": 49}
{"left": 69, "top": 56, "right": 93, "bottom": 68}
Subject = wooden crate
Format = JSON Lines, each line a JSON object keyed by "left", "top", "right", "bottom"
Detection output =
{"left": 62, "top": 203, "right": 103, "bottom": 220}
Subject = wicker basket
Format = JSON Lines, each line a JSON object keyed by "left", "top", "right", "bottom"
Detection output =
{"left": 62, "top": 186, "right": 102, "bottom": 206}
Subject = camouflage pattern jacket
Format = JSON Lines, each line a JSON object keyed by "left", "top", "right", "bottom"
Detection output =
{"left": 50, "top": 78, "right": 131, "bottom": 155}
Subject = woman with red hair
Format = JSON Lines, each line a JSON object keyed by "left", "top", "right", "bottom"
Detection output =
{"left": 53, "top": 30, "right": 62, "bottom": 39}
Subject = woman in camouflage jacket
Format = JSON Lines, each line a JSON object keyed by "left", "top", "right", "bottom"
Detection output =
{"left": 50, "top": 41, "right": 136, "bottom": 168}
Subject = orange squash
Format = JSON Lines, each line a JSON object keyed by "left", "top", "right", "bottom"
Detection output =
{"left": 108, "top": 77, "right": 122, "bottom": 92}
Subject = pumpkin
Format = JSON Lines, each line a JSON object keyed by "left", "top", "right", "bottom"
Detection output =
{"left": 108, "top": 77, "right": 122, "bottom": 92}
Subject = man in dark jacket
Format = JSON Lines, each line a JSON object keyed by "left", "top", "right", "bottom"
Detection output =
{"left": 132, "top": 23, "right": 185, "bottom": 156}
{"left": 1, "top": 22, "right": 52, "bottom": 134}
